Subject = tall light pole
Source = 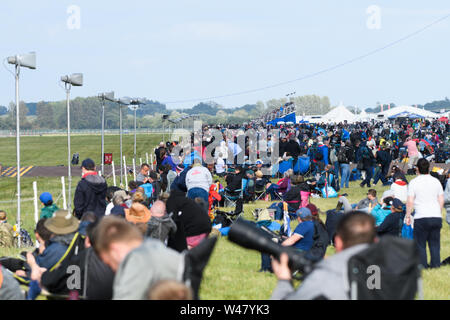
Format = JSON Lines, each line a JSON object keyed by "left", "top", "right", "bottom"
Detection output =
{"left": 61, "top": 73, "right": 83, "bottom": 214}
{"left": 116, "top": 97, "right": 130, "bottom": 186}
{"left": 6, "top": 52, "right": 36, "bottom": 246}
{"left": 129, "top": 98, "right": 145, "bottom": 166}
{"left": 98, "top": 91, "right": 115, "bottom": 175}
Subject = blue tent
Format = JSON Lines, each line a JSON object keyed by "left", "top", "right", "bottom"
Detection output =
{"left": 283, "top": 112, "right": 296, "bottom": 124}
{"left": 388, "top": 111, "right": 425, "bottom": 119}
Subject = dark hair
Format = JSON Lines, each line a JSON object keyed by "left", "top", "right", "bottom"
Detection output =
{"left": 128, "top": 180, "right": 139, "bottom": 191}
{"left": 81, "top": 211, "right": 98, "bottom": 224}
{"left": 336, "top": 211, "right": 376, "bottom": 249}
{"left": 383, "top": 196, "right": 394, "bottom": 206}
{"left": 367, "top": 189, "right": 377, "bottom": 197}
{"left": 416, "top": 158, "right": 429, "bottom": 174}
{"left": 35, "top": 218, "right": 52, "bottom": 242}
{"left": 106, "top": 186, "right": 122, "bottom": 202}
{"left": 141, "top": 163, "right": 150, "bottom": 169}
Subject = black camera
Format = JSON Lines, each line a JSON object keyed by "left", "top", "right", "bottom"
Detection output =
{"left": 227, "top": 218, "right": 316, "bottom": 275}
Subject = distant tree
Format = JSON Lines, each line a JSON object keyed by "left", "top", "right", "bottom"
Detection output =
{"left": 0, "top": 106, "right": 7, "bottom": 116}
{"left": 35, "top": 101, "right": 54, "bottom": 129}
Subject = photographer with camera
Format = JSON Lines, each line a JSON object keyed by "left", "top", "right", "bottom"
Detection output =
{"left": 270, "top": 211, "right": 376, "bottom": 300}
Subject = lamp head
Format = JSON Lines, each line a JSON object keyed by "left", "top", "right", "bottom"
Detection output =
{"left": 98, "top": 91, "right": 115, "bottom": 101}
{"left": 7, "top": 52, "right": 36, "bottom": 69}
{"left": 61, "top": 73, "right": 83, "bottom": 86}
{"left": 117, "top": 97, "right": 131, "bottom": 105}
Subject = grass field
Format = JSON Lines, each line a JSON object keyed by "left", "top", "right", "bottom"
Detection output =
{"left": 0, "top": 134, "right": 449, "bottom": 300}
{"left": 0, "top": 133, "right": 164, "bottom": 167}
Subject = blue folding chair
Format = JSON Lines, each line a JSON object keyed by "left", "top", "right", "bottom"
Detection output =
{"left": 294, "top": 155, "right": 311, "bottom": 175}
{"left": 278, "top": 158, "right": 294, "bottom": 176}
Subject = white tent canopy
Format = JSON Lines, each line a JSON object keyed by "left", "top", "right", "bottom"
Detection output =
{"left": 355, "top": 109, "right": 374, "bottom": 122}
{"left": 375, "top": 105, "right": 439, "bottom": 120}
{"left": 321, "top": 103, "right": 357, "bottom": 123}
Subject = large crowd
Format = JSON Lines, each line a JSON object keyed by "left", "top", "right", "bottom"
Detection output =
{"left": 0, "top": 117, "right": 449, "bottom": 300}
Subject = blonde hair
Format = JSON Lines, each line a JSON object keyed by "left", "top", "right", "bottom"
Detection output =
{"left": 132, "top": 191, "right": 146, "bottom": 203}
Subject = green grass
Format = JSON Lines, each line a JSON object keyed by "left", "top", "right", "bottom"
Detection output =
{"left": 0, "top": 133, "right": 163, "bottom": 167}
{"left": 0, "top": 135, "right": 449, "bottom": 299}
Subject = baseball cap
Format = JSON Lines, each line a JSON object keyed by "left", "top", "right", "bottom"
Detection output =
{"left": 295, "top": 207, "right": 312, "bottom": 219}
{"left": 39, "top": 192, "right": 53, "bottom": 205}
{"left": 390, "top": 198, "right": 404, "bottom": 212}
{"left": 81, "top": 158, "right": 95, "bottom": 170}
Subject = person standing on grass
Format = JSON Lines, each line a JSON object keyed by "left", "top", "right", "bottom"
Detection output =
{"left": 74, "top": 158, "right": 108, "bottom": 219}
{"left": 39, "top": 192, "right": 59, "bottom": 219}
{"left": 406, "top": 158, "right": 444, "bottom": 269}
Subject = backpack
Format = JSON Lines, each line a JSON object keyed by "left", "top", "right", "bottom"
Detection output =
{"left": 40, "top": 232, "right": 87, "bottom": 299}
{"left": 347, "top": 236, "right": 421, "bottom": 300}
{"left": 0, "top": 223, "right": 14, "bottom": 247}
{"left": 14, "top": 227, "right": 34, "bottom": 248}
{"left": 337, "top": 147, "right": 348, "bottom": 163}
{"left": 305, "top": 221, "right": 329, "bottom": 261}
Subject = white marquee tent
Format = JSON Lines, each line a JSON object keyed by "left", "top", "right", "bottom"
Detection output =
{"left": 321, "top": 103, "right": 357, "bottom": 123}
{"left": 375, "top": 105, "right": 439, "bottom": 120}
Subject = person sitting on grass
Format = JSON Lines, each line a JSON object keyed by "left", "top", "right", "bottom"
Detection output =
{"left": 260, "top": 207, "right": 315, "bottom": 272}
{"left": 355, "top": 189, "right": 378, "bottom": 212}
{"left": 377, "top": 198, "right": 406, "bottom": 237}
{"left": 0, "top": 210, "right": 14, "bottom": 248}
{"left": 39, "top": 192, "right": 59, "bottom": 219}
{"left": 145, "top": 200, "right": 177, "bottom": 245}
{"left": 271, "top": 211, "right": 376, "bottom": 300}
{"left": 370, "top": 196, "right": 394, "bottom": 227}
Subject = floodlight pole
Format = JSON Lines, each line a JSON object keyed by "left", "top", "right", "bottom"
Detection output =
{"left": 65, "top": 83, "right": 72, "bottom": 213}
{"left": 14, "top": 63, "right": 21, "bottom": 246}
{"left": 119, "top": 102, "right": 123, "bottom": 186}
{"left": 101, "top": 97, "right": 105, "bottom": 175}
{"left": 133, "top": 106, "right": 137, "bottom": 165}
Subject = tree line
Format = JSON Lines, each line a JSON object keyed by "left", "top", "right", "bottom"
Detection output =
{"left": 0, "top": 96, "right": 447, "bottom": 130}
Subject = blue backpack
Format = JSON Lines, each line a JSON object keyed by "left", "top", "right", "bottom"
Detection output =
{"left": 140, "top": 183, "right": 153, "bottom": 199}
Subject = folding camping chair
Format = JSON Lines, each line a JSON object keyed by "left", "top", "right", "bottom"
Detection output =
{"left": 222, "top": 179, "right": 246, "bottom": 208}
{"left": 272, "top": 178, "right": 292, "bottom": 202}
{"left": 214, "top": 198, "right": 244, "bottom": 226}
{"left": 278, "top": 158, "right": 294, "bottom": 178}
{"left": 254, "top": 179, "right": 268, "bottom": 201}
{"left": 294, "top": 155, "right": 311, "bottom": 177}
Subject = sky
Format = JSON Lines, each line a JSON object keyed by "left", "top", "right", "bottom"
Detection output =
{"left": 0, "top": 0, "right": 449, "bottom": 110}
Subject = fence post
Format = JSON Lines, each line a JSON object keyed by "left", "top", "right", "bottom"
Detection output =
{"left": 32, "top": 181, "right": 40, "bottom": 247}
{"left": 150, "top": 154, "right": 154, "bottom": 170}
{"left": 146, "top": 152, "right": 149, "bottom": 165}
{"left": 132, "top": 158, "right": 136, "bottom": 181}
{"left": 123, "top": 156, "right": 128, "bottom": 190}
{"left": 112, "top": 161, "right": 117, "bottom": 187}
{"left": 32, "top": 181, "right": 39, "bottom": 224}
{"left": 139, "top": 157, "right": 142, "bottom": 167}
{"left": 61, "top": 176, "right": 67, "bottom": 210}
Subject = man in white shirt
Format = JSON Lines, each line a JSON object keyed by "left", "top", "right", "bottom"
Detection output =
{"left": 186, "top": 159, "right": 213, "bottom": 206}
{"left": 406, "top": 158, "right": 444, "bottom": 268}
{"left": 214, "top": 153, "right": 226, "bottom": 177}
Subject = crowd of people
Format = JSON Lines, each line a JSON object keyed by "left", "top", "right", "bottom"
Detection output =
{"left": 0, "top": 117, "right": 449, "bottom": 300}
